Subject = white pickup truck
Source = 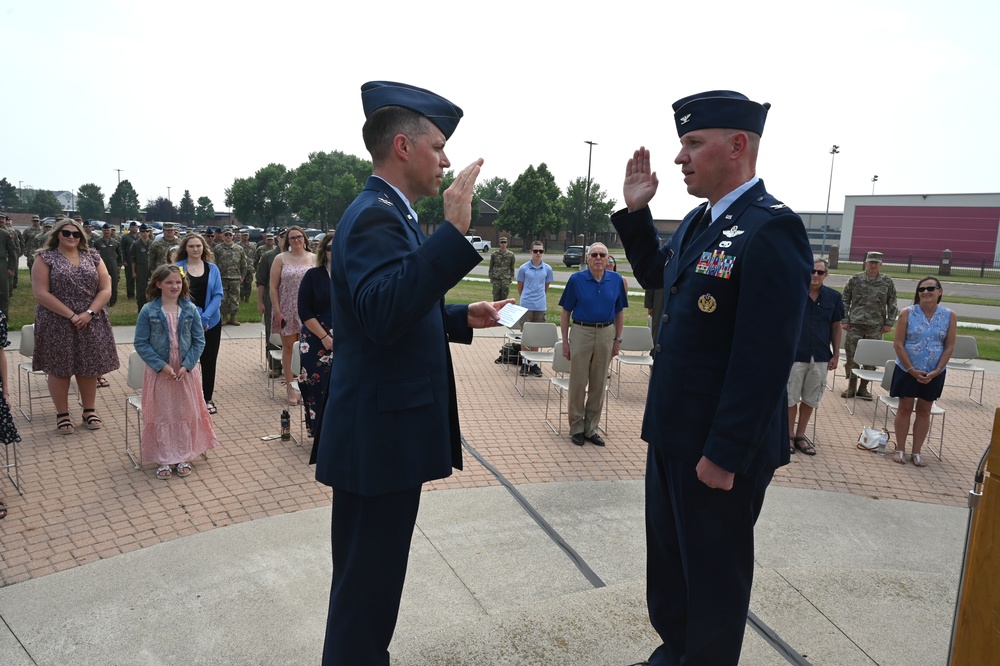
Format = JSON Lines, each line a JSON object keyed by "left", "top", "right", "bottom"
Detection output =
{"left": 465, "top": 235, "right": 491, "bottom": 253}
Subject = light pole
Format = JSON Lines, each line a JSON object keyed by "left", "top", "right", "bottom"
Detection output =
{"left": 821, "top": 145, "right": 840, "bottom": 255}
{"left": 871, "top": 175, "right": 878, "bottom": 195}
{"left": 113, "top": 169, "right": 123, "bottom": 185}
{"left": 583, "top": 140, "right": 597, "bottom": 242}
{"left": 167, "top": 187, "right": 171, "bottom": 202}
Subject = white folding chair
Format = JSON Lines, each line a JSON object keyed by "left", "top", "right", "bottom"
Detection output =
{"left": 514, "top": 322, "right": 558, "bottom": 397}
{"left": 845, "top": 339, "right": 896, "bottom": 415}
{"left": 611, "top": 326, "right": 654, "bottom": 399}
{"left": 827, "top": 334, "right": 846, "bottom": 391}
{"left": 945, "top": 335, "right": 985, "bottom": 405}
{"left": 267, "top": 333, "right": 284, "bottom": 398}
{"left": 124, "top": 351, "right": 146, "bottom": 469}
{"left": 544, "top": 342, "right": 572, "bottom": 434}
{"left": 288, "top": 342, "right": 304, "bottom": 445}
{"left": 873, "top": 362, "right": 947, "bottom": 461}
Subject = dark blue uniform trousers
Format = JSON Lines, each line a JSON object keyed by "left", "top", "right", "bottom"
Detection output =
{"left": 645, "top": 444, "right": 773, "bottom": 666}
{"left": 322, "top": 485, "right": 422, "bottom": 666}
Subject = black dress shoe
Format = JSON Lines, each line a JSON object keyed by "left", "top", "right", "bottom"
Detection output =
{"left": 588, "top": 433, "right": 606, "bottom": 446}
{"left": 530, "top": 364, "right": 543, "bottom": 377}
{"left": 571, "top": 433, "right": 585, "bottom": 446}
{"left": 518, "top": 365, "right": 529, "bottom": 376}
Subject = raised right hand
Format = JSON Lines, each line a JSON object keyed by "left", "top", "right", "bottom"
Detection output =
{"left": 624, "top": 147, "right": 659, "bottom": 212}
{"left": 444, "top": 158, "right": 484, "bottom": 235}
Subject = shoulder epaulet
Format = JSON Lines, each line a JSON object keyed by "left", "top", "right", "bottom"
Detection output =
{"left": 750, "top": 194, "right": 796, "bottom": 216}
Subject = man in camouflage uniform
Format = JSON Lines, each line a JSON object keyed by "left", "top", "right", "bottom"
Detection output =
{"left": 4, "top": 216, "right": 21, "bottom": 292}
{"left": 239, "top": 230, "right": 256, "bottom": 302}
{"left": 488, "top": 236, "right": 516, "bottom": 301}
{"left": 93, "top": 223, "right": 124, "bottom": 307}
{"left": 131, "top": 224, "right": 154, "bottom": 312}
{"left": 841, "top": 251, "right": 899, "bottom": 399}
{"left": 147, "top": 223, "right": 179, "bottom": 272}
{"left": 214, "top": 226, "right": 247, "bottom": 325}
{"left": 119, "top": 221, "right": 139, "bottom": 299}
{"left": 22, "top": 215, "right": 44, "bottom": 277}
{"left": 0, "top": 219, "right": 16, "bottom": 315}
{"left": 256, "top": 231, "right": 283, "bottom": 376}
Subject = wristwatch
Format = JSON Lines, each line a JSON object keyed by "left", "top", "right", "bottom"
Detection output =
{"left": 86, "top": 309, "right": 96, "bottom": 317}
{"left": 614, "top": 336, "right": 623, "bottom": 342}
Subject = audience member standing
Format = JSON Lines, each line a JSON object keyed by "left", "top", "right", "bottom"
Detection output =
{"left": 0, "top": 219, "right": 16, "bottom": 315}
{"left": 147, "top": 223, "right": 179, "bottom": 272}
{"left": 269, "top": 226, "right": 313, "bottom": 404}
{"left": 214, "top": 227, "right": 247, "bottom": 326}
{"left": 134, "top": 265, "right": 218, "bottom": 480}
{"left": 515, "top": 240, "right": 554, "bottom": 376}
{"left": 93, "top": 224, "right": 123, "bottom": 307}
{"left": 559, "top": 242, "right": 627, "bottom": 447}
{"left": 889, "top": 277, "right": 957, "bottom": 467}
{"left": 787, "top": 258, "right": 843, "bottom": 456}
{"left": 175, "top": 233, "right": 224, "bottom": 415}
{"left": 131, "top": 224, "right": 154, "bottom": 312}
{"left": 256, "top": 231, "right": 282, "bottom": 377}
{"left": 298, "top": 232, "right": 335, "bottom": 460}
{"left": 22, "top": 215, "right": 45, "bottom": 276}
{"left": 841, "top": 251, "right": 898, "bottom": 399}
{"left": 31, "top": 217, "right": 119, "bottom": 434}
{"left": 239, "top": 230, "right": 256, "bottom": 303}
{"left": 0, "top": 310, "right": 20, "bottom": 520}
{"left": 488, "top": 237, "right": 516, "bottom": 301}
{"left": 120, "top": 221, "right": 139, "bottom": 299}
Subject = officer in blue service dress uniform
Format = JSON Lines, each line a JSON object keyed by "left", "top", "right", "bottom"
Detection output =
{"left": 314, "top": 81, "right": 508, "bottom": 666}
{"left": 612, "top": 91, "right": 812, "bottom": 666}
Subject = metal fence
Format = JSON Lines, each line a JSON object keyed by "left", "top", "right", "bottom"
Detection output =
{"left": 846, "top": 252, "right": 1000, "bottom": 279}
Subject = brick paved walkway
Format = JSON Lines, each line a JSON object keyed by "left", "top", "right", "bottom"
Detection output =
{"left": 1, "top": 336, "right": 995, "bottom": 587}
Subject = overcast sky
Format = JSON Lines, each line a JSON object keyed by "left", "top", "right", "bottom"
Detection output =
{"left": 3, "top": 0, "right": 996, "bottom": 222}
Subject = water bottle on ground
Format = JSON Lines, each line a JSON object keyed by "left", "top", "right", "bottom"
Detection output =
{"left": 877, "top": 430, "right": 888, "bottom": 455}
{"left": 281, "top": 410, "right": 291, "bottom": 441}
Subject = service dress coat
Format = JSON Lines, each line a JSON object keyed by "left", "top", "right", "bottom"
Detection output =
{"left": 315, "top": 176, "right": 483, "bottom": 496}
{"left": 613, "top": 180, "right": 812, "bottom": 475}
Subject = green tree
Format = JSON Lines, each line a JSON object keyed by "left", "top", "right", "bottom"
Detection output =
{"left": 495, "top": 163, "right": 563, "bottom": 244}
{"left": 254, "top": 163, "right": 290, "bottom": 230}
{"left": 225, "top": 177, "right": 261, "bottom": 227}
{"left": 76, "top": 183, "right": 106, "bottom": 221}
{"left": 413, "top": 171, "right": 481, "bottom": 228}
{"left": 195, "top": 196, "right": 216, "bottom": 223}
{"left": 287, "top": 151, "right": 369, "bottom": 231}
{"left": 0, "top": 178, "right": 19, "bottom": 211}
{"left": 146, "top": 197, "right": 177, "bottom": 221}
{"left": 109, "top": 180, "right": 141, "bottom": 220}
{"left": 30, "top": 190, "right": 64, "bottom": 218}
{"left": 562, "top": 177, "right": 617, "bottom": 238}
{"left": 474, "top": 176, "right": 511, "bottom": 202}
{"left": 178, "top": 190, "right": 196, "bottom": 223}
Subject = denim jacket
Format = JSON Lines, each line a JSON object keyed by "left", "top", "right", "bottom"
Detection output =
{"left": 134, "top": 297, "right": 206, "bottom": 372}
{"left": 174, "top": 259, "right": 224, "bottom": 329}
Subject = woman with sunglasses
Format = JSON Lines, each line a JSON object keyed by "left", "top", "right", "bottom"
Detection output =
{"left": 31, "top": 218, "right": 119, "bottom": 434}
{"left": 888, "top": 276, "right": 957, "bottom": 466}
{"left": 269, "top": 225, "right": 314, "bottom": 404}
{"left": 297, "top": 231, "right": 335, "bottom": 461}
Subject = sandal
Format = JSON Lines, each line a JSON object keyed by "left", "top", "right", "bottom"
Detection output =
{"left": 911, "top": 453, "right": 927, "bottom": 467}
{"left": 793, "top": 436, "right": 816, "bottom": 456}
{"left": 82, "top": 409, "right": 103, "bottom": 430}
{"left": 0, "top": 499, "right": 7, "bottom": 520}
{"left": 96, "top": 376, "right": 110, "bottom": 388}
{"left": 206, "top": 400, "right": 217, "bottom": 415}
{"left": 156, "top": 465, "right": 172, "bottom": 480}
{"left": 56, "top": 412, "right": 75, "bottom": 435}
{"left": 891, "top": 450, "right": 906, "bottom": 465}
{"left": 176, "top": 462, "right": 193, "bottom": 477}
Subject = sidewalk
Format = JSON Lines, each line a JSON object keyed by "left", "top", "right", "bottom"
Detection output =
{"left": 0, "top": 323, "right": 994, "bottom": 664}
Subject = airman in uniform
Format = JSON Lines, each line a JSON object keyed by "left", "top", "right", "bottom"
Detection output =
{"left": 93, "top": 223, "right": 124, "bottom": 307}
{"left": 22, "top": 215, "right": 45, "bottom": 276}
{"left": 214, "top": 226, "right": 247, "bottom": 325}
{"left": 147, "top": 222, "right": 179, "bottom": 272}
{"left": 4, "top": 216, "right": 21, "bottom": 293}
{"left": 239, "top": 230, "right": 256, "bottom": 302}
{"left": 0, "top": 218, "right": 16, "bottom": 314}
{"left": 131, "top": 224, "right": 154, "bottom": 312}
{"left": 840, "top": 250, "right": 898, "bottom": 398}
{"left": 256, "top": 231, "right": 282, "bottom": 376}
{"left": 120, "top": 221, "right": 139, "bottom": 299}
{"left": 488, "top": 236, "right": 516, "bottom": 301}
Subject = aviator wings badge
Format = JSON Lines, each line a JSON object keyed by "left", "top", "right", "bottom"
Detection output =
{"left": 722, "top": 225, "right": 745, "bottom": 238}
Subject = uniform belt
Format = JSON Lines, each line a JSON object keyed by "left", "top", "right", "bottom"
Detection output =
{"left": 573, "top": 320, "right": 614, "bottom": 328}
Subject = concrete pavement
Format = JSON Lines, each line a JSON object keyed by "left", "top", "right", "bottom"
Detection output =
{"left": 0, "top": 322, "right": 992, "bottom": 665}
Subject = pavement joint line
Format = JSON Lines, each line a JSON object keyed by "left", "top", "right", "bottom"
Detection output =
{"left": 746, "top": 610, "right": 814, "bottom": 666}
{"left": 461, "top": 435, "right": 606, "bottom": 588}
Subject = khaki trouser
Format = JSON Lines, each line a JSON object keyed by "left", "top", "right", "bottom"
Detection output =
{"left": 568, "top": 324, "right": 615, "bottom": 437}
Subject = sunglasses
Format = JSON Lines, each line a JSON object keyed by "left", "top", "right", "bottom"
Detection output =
{"left": 917, "top": 285, "right": 939, "bottom": 293}
{"left": 60, "top": 229, "right": 83, "bottom": 239}
{"left": 532, "top": 249, "right": 544, "bottom": 254}
{"left": 590, "top": 252, "right": 607, "bottom": 258}
{"left": 288, "top": 235, "right": 305, "bottom": 241}
{"left": 812, "top": 269, "right": 827, "bottom": 275}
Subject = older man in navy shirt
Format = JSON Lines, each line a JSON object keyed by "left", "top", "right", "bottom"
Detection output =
{"left": 788, "top": 258, "right": 844, "bottom": 455}
{"left": 559, "top": 242, "right": 628, "bottom": 447}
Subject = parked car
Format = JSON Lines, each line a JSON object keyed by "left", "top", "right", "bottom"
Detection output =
{"left": 465, "top": 235, "right": 490, "bottom": 252}
{"left": 563, "top": 245, "right": 585, "bottom": 267}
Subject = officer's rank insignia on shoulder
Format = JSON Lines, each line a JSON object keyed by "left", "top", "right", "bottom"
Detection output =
{"left": 377, "top": 197, "right": 394, "bottom": 207}
{"left": 770, "top": 203, "right": 788, "bottom": 209}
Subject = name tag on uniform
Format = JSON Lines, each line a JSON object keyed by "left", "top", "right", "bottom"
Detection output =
{"left": 696, "top": 250, "right": 736, "bottom": 279}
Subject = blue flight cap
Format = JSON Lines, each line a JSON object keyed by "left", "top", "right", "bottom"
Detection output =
{"left": 361, "top": 81, "right": 463, "bottom": 139}
{"left": 672, "top": 90, "right": 770, "bottom": 137}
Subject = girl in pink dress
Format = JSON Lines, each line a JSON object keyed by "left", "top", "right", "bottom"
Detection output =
{"left": 133, "top": 265, "right": 219, "bottom": 480}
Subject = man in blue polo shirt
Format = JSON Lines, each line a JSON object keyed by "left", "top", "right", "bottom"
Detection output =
{"left": 516, "top": 240, "right": 555, "bottom": 376}
{"left": 787, "top": 257, "right": 844, "bottom": 455}
{"left": 559, "top": 242, "right": 628, "bottom": 446}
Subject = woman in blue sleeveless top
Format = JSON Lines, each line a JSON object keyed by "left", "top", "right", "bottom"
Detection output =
{"left": 889, "top": 276, "right": 957, "bottom": 466}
